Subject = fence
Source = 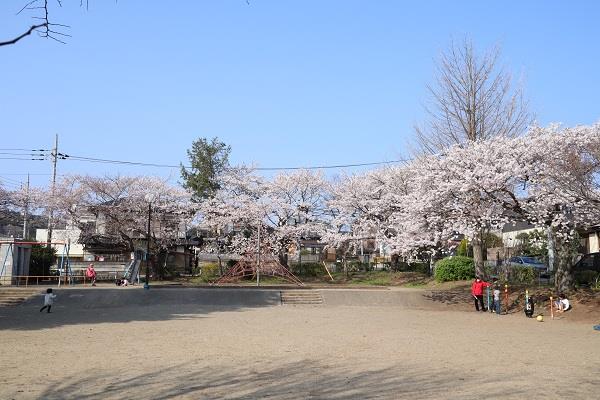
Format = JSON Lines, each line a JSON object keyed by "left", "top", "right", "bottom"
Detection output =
{"left": 0, "top": 272, "right": 133, "bottom": 287}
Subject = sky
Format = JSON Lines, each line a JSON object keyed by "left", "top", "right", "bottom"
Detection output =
{"left": 1, "top": 0, "right": 599, "bottom": 190}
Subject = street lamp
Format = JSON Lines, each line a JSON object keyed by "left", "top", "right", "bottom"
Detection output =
{"left": 144, "top": 193, "right": 156, "bottom": 289}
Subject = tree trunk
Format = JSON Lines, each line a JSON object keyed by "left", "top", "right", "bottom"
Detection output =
{"left": 554, "top": 238, "right": 575, "bottom": 293}
{"left": 546, "top": 227, "right": 556, "bottom": 272}
{"left": 278, "top": 252, "right": 288, "bottom": 268}
{"left": 472, "top": 234, "right": 485, "bottom": 278}
{"left": 217, "top": 255, "right": 223, "bottom": 276}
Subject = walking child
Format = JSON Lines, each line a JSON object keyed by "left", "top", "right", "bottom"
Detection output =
{"left": 39, "top": 288, "right": 57, "bottom": 313}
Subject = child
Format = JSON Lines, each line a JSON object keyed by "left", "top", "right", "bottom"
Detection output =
{"left": 39, "top": 288, "right": 57, "bottom": 313}
{"left": 555, "top": 294, "right": 570, "bottom": 312}
{"left": 86, "top": 263, "right": 97, "bottom": 286}
{"left": 493, "top": 284, "right": 501, "bottom": 315}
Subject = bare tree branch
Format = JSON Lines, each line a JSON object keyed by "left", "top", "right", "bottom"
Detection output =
{"left": 2, "top": 0, "right": 69, "bottom": 47}
{"left": 0, "top": 22, "right": 48, "bottom": 47}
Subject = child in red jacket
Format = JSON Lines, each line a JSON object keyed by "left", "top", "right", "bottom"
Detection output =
{"left": 471, "top": 277, "right": 491, "bottom": 312}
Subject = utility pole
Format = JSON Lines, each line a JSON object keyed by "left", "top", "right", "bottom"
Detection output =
{"left": 257, "top": 223, "right": 261, "bottom": 286}
{"left": 46, "top": 134, "right": 58, "bottom": 248}
{"left": 22, "top": 174, "right": 29, "bottom": 239}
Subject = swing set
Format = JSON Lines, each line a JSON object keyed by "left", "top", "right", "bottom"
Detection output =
{"left": 0, "top": 240, "right": 73, "bottom": 286}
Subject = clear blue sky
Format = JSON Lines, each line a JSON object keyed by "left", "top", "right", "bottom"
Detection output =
{"left": 1, "top": 1, "right": 599, "bottom": 189}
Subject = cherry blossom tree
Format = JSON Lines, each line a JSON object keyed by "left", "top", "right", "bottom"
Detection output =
{"left": 51, "top": 175, "right": 194, "bottom": 260}
{"left": 196, "top": 168, "right": 329, "bottom": 267}
{"left": 404, "top": 123, "right": 600, "bottom": 290}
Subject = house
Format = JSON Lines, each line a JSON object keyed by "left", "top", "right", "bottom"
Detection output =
{"left": 580, "top": 225, "right": 600, "bottom": 254}
{"left": 501, "top": 221, "right": 599, "bottom": 255}
{"left": 35, "top": 204, "right": 192, "bottom": 276}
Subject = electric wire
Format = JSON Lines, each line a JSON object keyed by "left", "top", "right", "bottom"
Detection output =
{"left": 1, "top": 149, "right": 411, "bottom": 171}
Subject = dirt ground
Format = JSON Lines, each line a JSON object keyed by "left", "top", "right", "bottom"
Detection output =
{"left": 0, "top": 287, "right": 599, "bottom": 399}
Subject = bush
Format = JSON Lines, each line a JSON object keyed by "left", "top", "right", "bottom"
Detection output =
{"left": 200, "top": 263, "right": 220, "bottom": 282}
{"left": 291, "top": 262, "right": 325, "bottom": 277}
{"left": 348, "top": 261, "right": 370, "bottom": 272}
{"left": 408, "top": 262, "right": 430, "bottom": 275}
{"left": 510, "top": 266, "right": 535, "bottom": 284}
{"left": 574, "top": 270, "right": 600, "bottom": 287}
{"left": 434, "top": 256, "right": 474, "bottom": 282}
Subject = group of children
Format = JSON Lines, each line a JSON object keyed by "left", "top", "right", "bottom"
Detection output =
{"left": 471, "top": 276, "right": 571, "bottom": 317}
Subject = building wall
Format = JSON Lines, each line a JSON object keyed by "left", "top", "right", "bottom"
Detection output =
{"left": 36, "top": 228, "right": 85, "bottom": 259}
{"left": 589, "top": 232, "right": 600, "bottom": 253}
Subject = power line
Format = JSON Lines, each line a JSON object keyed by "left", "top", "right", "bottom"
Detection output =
{"left": 0, "top": 173, "right": 57, "bottom": 176}
{"left": 0, "top": 152, "right": 48, "bottom": 156}
{"left": 0, "top": 148, "right": 48, "bottom": 152}
{"left": 253, "top": 159, "right": 409, "bottom": 171}
{"left": 0, "top": 176, "right": 23, "bottom": 185}
{"left": 63, "top": 153, "right": 410, "bottom": 171}
{"left": 1, "top": 148, "right": 410, "bottom": 171}
{"left": 0, "top": 157, "right": 45, "bottom": 161}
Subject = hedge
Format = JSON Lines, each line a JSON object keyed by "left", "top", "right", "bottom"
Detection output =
{"left": 434, "top": 256, "right": 475, "bottom": 282}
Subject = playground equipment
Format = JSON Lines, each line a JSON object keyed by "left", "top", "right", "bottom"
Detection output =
{"left": 0, "top": 240, "right": 72, "bottom": 286}
{"left": 212, "top": 252, "right": 303, "bottom": 286}
{"left": 122, "top": 259, "right": 141, "bottom": 284}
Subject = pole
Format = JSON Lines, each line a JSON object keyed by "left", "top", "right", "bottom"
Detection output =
{"left": 145, "top": 201, "right": 152, "bottom": 289}
{"left": 22, "top": 174, "right": 29, "bottom": 239}
{"left": 550, "top": 296, "right": 554, "bottom": 319}
{"left": 256, "top": 223, "right": 261, "bottom": 286}
{"left": 322, "top": 261, "right": 334, "bottom": 281}
{"left": 66, "top": 238, "right": 71, "bottom": 285}
{"left": 47, "top": 134, "right": 58, "bottom": 248}
{"left": 504, "top": 284, "right": 508, "bottom": 315}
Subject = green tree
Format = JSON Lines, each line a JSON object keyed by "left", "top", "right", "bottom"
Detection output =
{"left": 29, "top": 244, "right": 56, "bottom": 276}
{"left": 181, "top": 137, "right": 231, "bottom": 201}
{"left": 456, "top": 239, "right": 469, "bottom": 257}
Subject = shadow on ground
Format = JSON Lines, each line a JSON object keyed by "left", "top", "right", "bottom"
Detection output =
{"left": 0, "top": 288, "right": 280, "bottom": 331}
{"left": 30, "top": 359, "right": 528, "bottom": 400}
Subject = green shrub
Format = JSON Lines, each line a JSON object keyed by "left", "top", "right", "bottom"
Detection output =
{"left": 30, "top": 244, "right": 56, "bottom": 276}
{"left": 408, "top": 262, "right": 430, "bottom": 275}
{"left": 200, "top": 263, "right": 220, "bottom": 282}
{"left": 434, "top": 256, "right": 474, "bottom": 282}
{"left": 348, "top": 261, "right": 370, "bottom": 272}
{"left": 510, "top": 266, "right": 535, "bottom": 284}
{"left": 291, "top": 262, "right": 325, "bottom": 277}
{"left": 574, "top": 270, "right": 600, "bottom": 287}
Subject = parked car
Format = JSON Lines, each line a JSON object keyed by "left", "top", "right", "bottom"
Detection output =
{"left": 507, "top": 256, "right": 547, "bottom": 271}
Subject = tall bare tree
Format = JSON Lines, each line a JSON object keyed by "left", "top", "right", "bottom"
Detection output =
{"left": 416, "top": 39, "right": 532, "bottom": 153}
{"left": 415, "top": 39, "right": 533, "bottom": 277}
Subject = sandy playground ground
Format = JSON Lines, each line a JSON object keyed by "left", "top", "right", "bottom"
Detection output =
{"left": 0, "top": 287, "right": 599, "bottom": 399}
